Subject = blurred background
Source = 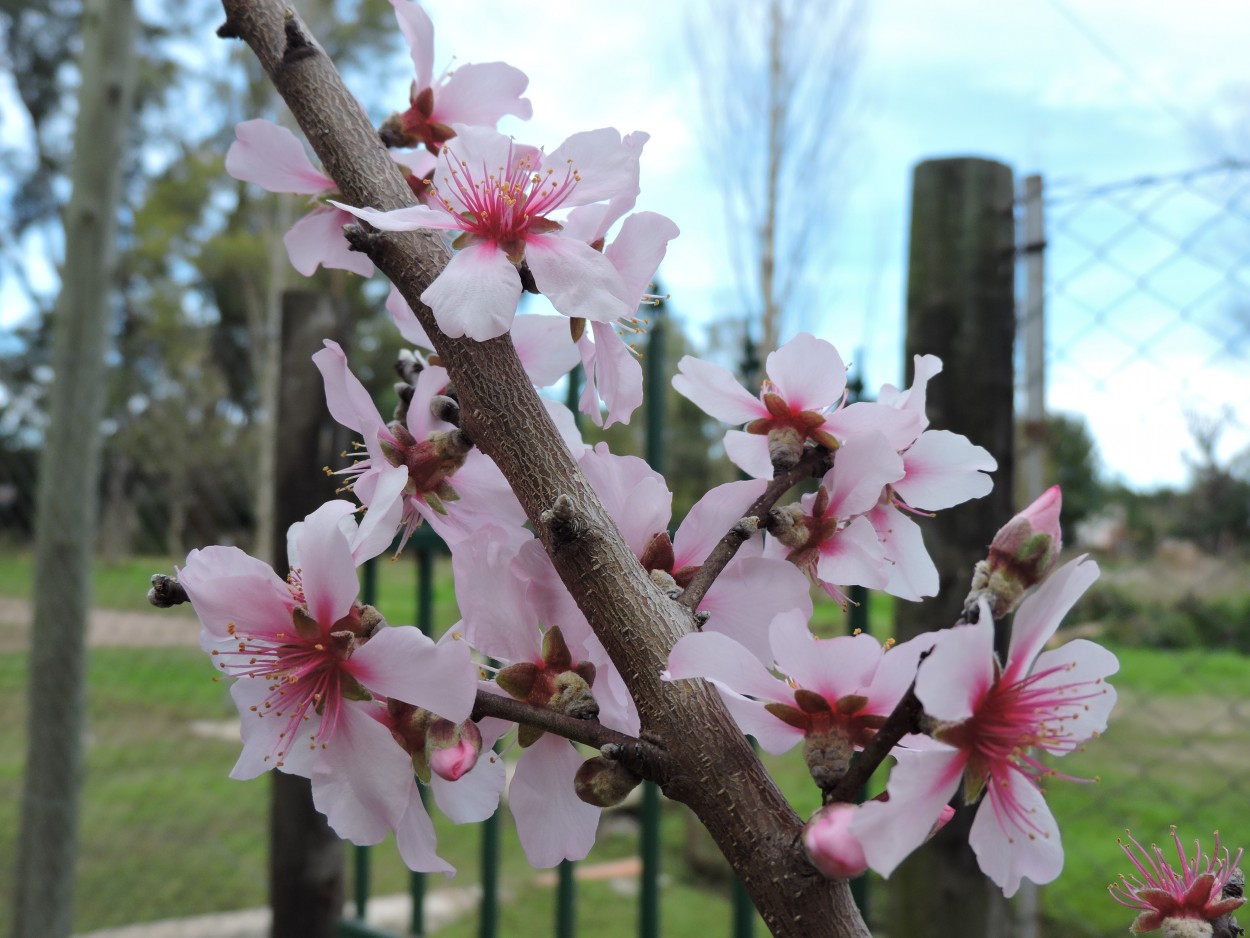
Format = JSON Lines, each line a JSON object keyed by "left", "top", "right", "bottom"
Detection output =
{"left": 2, "top": 1, "right": 1249, "bottom": 936}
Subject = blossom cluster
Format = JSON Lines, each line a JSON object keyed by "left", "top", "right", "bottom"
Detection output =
{"left": 180, "top": 0, "right": 1127, "bottom": 894}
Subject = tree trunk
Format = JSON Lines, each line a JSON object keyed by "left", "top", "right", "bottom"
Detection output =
{"left": 11, "top": 1, "right": 136, "bottom": 936}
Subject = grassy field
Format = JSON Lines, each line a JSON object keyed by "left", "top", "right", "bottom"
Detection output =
{"left": 2, "top": 545, "right": 1248, "bottom": 937}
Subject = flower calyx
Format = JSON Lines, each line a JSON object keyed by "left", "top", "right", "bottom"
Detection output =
{"left": 766, "top": 689, "right": 883, "bottom": 791}
{"left": 494, "top": 626, "right": 599, "bottom": 748}
{"left": 967, "top": 486, "right": 1063, "bottom": 620}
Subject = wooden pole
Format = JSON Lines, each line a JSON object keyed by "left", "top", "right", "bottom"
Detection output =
{"left": 887, "top": 157, "right": 1017, "bottom": 938}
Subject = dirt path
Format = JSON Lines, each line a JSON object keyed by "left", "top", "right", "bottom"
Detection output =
{"left": 0, "top": 595, "right": 200, "bottom": 654}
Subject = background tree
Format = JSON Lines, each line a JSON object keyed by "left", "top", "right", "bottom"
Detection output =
{"left": 688, "top": 0, "right": 865, "bottom": 382}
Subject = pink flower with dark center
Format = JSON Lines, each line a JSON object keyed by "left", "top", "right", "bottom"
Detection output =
{"left": 1110, "top": 829, "right": 1245, "bottom": 935}
{"left": 332, "top": 125, "right": 640, "bottom": 341}
{"left": 851, "top": 555, "right": 1118, "bottom": 896}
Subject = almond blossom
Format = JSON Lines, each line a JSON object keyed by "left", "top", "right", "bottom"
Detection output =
{"left": 672, "top": 332, "right": 922, "bottom": 479}
{"left": 312, "top": 339, "right": 527, "bottom": 549}
{"left": 1110, "top": 828, "right": 1245, "bottom": 935}
{"left": 225, "top": 119, "right": 435, "bottom": 278}
{"left": 332, "top": 125, "right": 643, "bottom": 341}
{"left": 179, "top": 499, "right": 477, "bottom": 871}
{"left": 851, "top": 555, "right": 1119, "bottom": 896}
{"left": 382, "top": 0, "right": 532, "bottom": 153}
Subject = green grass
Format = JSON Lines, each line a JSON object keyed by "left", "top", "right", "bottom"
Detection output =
{"left": 3, "top": 547, "right": 1247, "bottom": 938}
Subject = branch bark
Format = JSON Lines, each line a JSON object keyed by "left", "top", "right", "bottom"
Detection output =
{"left": 217, "top": 5, "right": 868, "bottom": 935}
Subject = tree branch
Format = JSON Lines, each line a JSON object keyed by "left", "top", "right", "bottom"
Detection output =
{"left": 216, "top": 6, "right": 868, "bottom": 934}
{"left": 679, "top": 444, "right": 833, "bottom": 610}
{"left": 825, "top": 682, "right": 924, "bottom": 805}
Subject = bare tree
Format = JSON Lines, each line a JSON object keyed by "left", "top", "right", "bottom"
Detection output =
{"left": 689, "top": 0, "right": 865, "bottom": 376}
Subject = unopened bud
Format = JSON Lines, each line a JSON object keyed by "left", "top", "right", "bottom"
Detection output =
{"left": 574, "top": 755, "right": 642, "bottom": 807}
{"left": 967, "top": 485, "right": 1063, "bottom": 619}
{"left": 430, "top": 394, "right": 460, "bottom": 426}
{"left": 426, "top": 718, "right": 482, "bottom": 782}
{"left": 550, "top": 671, "right": 599, "bottom": 720}
{"left": 801, "top": 727, "right": 855, "bottom": 791}
{"left": 803, "top": 804, "right": 868, "bottom": 880}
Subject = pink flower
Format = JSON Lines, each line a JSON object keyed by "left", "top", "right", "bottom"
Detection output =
{"left": 1110, "top": 828, "right": 1246, "bottom": 934}
{"left": 665, "top": 611, "right": 933, "bottom": 768}
{"left": 225, "top": 119, "right": 435, "bottom": 278}
{"left": 332, "top": 126, "right": 642, "bottom": 341}
{"left": 384, "top": 0, "right": 532, "bottom": 152}
{"left": 673, "top": 333, "right": 923, "bottom": 479}
{"left": 851, "top": 556, "right": 1118, "bottom": 896}
{"left": 973, "top": 485, "right": 1064, "bottom": 617}
{"left": 763, "top": 432, "right": 905, "bottom": 604}
{"left": 313, "top": 339, "right": 527, "bottom": 548}
{"left": 180, "top": 501, "right": 477, "bottom": 870}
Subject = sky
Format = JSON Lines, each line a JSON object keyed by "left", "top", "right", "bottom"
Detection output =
{"left": 5, "top": 0, "right": 1250, "bottom": 489}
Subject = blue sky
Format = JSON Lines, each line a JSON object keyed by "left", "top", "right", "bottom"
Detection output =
{"left": 4, "top": 0, "right": 1248, "bottom": 488}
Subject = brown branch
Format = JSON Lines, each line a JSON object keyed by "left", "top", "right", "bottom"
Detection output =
{"left": 472, "top": 690, "right": 667, "bottom": 783}
{"left": 217, "top": 6, "right": 867, "bottom": 934}
{"left": 678, "top": 444, "right": 833, "bottom": 610}
{"left": 825, "top": 683, "right": 925, "bottom": 805}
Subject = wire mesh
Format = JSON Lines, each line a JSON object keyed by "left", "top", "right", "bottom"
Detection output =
{"left": 1024, "top": 160, "right": 1250, "bottom": 937}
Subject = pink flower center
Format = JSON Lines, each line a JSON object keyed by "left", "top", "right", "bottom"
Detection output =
{"left": 431, "top": 142, "right": 579, "bottom": 256}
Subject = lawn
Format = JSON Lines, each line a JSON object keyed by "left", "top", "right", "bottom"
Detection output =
{"left": 2, "top": 546, "right": 1248, "bottom": 937}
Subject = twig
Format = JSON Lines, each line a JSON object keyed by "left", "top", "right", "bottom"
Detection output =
{"left": 825, "top": 682, "right": 924, "bottom": 805}
{"left": 679, "top": 445, "right": 833, "bottom": 610}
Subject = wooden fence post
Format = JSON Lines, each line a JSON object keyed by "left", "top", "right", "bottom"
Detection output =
{"left": 885, "top": 157, "right": 1017, "bottom": 938}
{"left": 268, "top": 289, "right": 350, "bottom": 938}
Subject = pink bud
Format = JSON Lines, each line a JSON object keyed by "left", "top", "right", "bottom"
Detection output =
{"left": 803, "top": 804, "right": 868, "bottom": 880}
{"left": 425, "top": 718, "right": 482, "bottom": 782}
{"left": 933, "top": 804, "right": 956, "bottom": 836}
{"left": 974, "top": 485, "right": 1064, "bottom": 618}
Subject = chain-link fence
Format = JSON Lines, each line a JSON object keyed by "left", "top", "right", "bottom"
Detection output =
{"left": 1021, "top": 161, "right": 1250, "bottom": 937}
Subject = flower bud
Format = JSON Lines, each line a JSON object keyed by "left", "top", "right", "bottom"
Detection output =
{"left": 574, "top": 755, "right": 642, "bottom": 807}
{"left": 967, "top": 485, "right": 1063, "bottom": 619}
{"left": 803, "top": 804, "right": 868, "bottom": 880}
{"left": 425, "top": 717, "right": 482, "bottom": 782}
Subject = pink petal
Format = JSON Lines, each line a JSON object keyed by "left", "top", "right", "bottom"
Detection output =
{"left": 665, "top": 631, "right": 790, "bottom": 702}
{"left": 432, "top": 61, "right": 533, "bottom": 126}
{"left": 295, "top": 502, "right": 361, "bottom": 627}
{"left": 869, "top": 503, "right": 939, "bottom": 601}
{"left": 851, "top": 746, "right": 966, "bottom": 878}
{"left": 542, "top": 128, "right": 640, "bottom": 207}
{"left": 766, "top": 333, "right": 846, "bottom": 411}
{"left": 580, "top": 321, "right": 642, "bottom": 429}
{"left": 328, "top": 199, "right": 463, "bottom": 233}
{"left": 672, "top": 356, "right": 767, "bottom": 425}
{"left": 825, "top": 401, "right": 926, "bottom": 451}
{"left": 970, "top": 769, "right": 1063, "bottom": 897}
{"left": 1029, "top": 640, "right": 1119, "bottom": 743}
{"left": 915, "top": 616, "right": 995, "bottom": 722}
{"left": 386, "top": 285, "right": 433, "bottom": 349}
{"left": 180, "top": 545, "right": 294, "bottom": 643}
{"left": 226, "top": 119, "right": 334, "bottom": 195}
{"left": 603, "top": 211, "right": 680, "bottom": 304}
{"left": 403, "top": 363, "right": 453, "bottom": 440}
{"left": 312, "top": 340, "right": 386, "bottom": 443}
{"left": 559, "top": 132, "right": 651, "bottom": 243}
{"left": 512, "top": 315, "right": 580, "bottom": 387}
{"left": 389, "top": 0, "right": 433, "bottom": 90}
{"left": 895, "top": 430, "right": 996, "bottom": 511}
{"left": 865, "top": 633, "right": 940, "bottom": 715}
{"left": 672, "top": 479, "right": 768, "bottom": 569}
{"left": 395, "top": 782, "right": 455, "bottom": 876}
{"left": 422, "top": 241, "right": 522, "bottom": 341}
{"left": 774, "top": 625, "right": 883, "bottom": 703}
{"left": 348, "top": 626, "right": 476, "bottom": 723}
{"left": 697, "top": 557, "right": 813, "bottom": 662}
{"left": 311, "top": 702, "right": 414, "bottom": 845}
{"left": 524, "top": 234, "right": 629, "bottom": 323}
{"left": 228, "top": 678, "right": 317, "bottom": 780}
{"left": 349, "top": 466, "right": 407, "bottom": 562}
{"left": 823, "top": 432, "right": 904, "bottom": 519}
{"left": 284, "top": 206, "right": 375, "bottom": 278}
{"left": 722, "top": 430, "right": 774, "bottom": 480}
{"left": 1004, "top": 556, "right": 1100, "bottom": 682}
{"left": 814, "top": 516, "right": 889, "bottom": 593}
{"left": 511, "top": 735, "right": 600, "bottom": 867}
{"left": 430, "top": 746, "right": 506, "bottom": 823}
{"left": 716, "top": 685, "right": 806, "bottom": 755}
{"left": 579, "top": 443, "right": 671, "bottom": 557}
{"left": 878, "top": 354, "right": 943, "bottom": 417}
